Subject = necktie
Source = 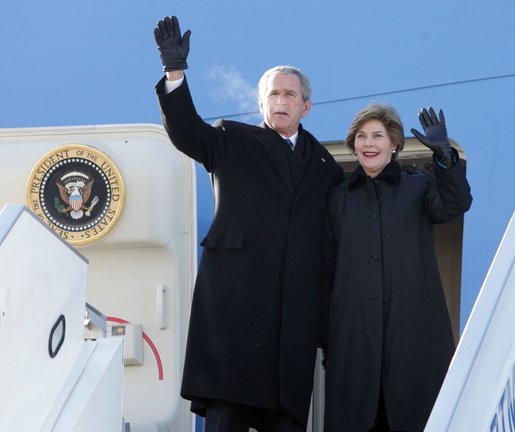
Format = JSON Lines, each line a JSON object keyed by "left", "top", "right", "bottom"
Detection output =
{"left": 284, "top": 138, "right": 294, "bottom": 151}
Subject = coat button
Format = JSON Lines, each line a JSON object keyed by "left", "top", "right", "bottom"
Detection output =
{"left": 370, "top": 252, "right": 380, "bottom": 260}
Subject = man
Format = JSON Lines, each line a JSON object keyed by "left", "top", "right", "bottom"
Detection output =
{"left": 154, "top": 15, "right": 343, "bottom": 432}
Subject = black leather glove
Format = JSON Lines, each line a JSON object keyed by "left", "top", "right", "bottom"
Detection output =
{"left": 154, "top": 16, "right": 191, "bottom": 72}
{"left": 411, "top": 107, "right": 455, "bottom": 168}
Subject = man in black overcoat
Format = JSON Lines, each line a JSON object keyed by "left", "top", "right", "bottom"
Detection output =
{"left": 153, "top": 16, "right": 343, "bottom": 432}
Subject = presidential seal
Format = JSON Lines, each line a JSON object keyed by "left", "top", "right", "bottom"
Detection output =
{"left": 27, "top": 144, "right": 125, "bottom": 246}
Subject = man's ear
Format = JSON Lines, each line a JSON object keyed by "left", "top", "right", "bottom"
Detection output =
{"left": 302, "top": 100, "right": 312, "bottom": 117}
{"left": 258, "top": 98, "right": 264, "bottom": 114}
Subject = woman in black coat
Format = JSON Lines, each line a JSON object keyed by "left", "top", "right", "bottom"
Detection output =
{"left": 323, "top": 105, "right": 472, "bottom": 432}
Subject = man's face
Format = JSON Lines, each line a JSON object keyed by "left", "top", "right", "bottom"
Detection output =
{"left": 259, "top": 73, "right": 311, "bottom": 137}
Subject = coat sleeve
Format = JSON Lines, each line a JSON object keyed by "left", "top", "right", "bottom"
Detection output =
{"left": 156, "top": 75, "right": 228, "bottom": 173}
{"left": 425, "top": 155, "right": 473, "bottom": 224}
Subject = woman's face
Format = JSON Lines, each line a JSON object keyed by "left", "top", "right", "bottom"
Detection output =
{"left": 354, "top": 119, "right": 397, "bottom": 178}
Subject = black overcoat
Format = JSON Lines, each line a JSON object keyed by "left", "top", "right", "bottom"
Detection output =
{"left": 156, "top": 76, "right": 343, "bottom": 427}
{"left": 323, "top": 161, "right": 472, "bottom": 431}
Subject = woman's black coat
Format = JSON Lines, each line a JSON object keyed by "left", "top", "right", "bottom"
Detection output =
{"left": 156, "top": 77, "right": 343, "bottom": 427}
{"left": 323, "top": 161, "right": 472, "bottom": 431}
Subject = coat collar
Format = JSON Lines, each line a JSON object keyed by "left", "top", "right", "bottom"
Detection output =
{"left": 254, "top": 122, "right": 294, "bottom": 191}
{"left": 254, "top": 123, "right": 329, "bottom": 194}
{"left": 348, "top": 161, "right": 401, "bottom": 189}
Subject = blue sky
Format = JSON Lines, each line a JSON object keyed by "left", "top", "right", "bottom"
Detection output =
{"left": 1, "top": 0, "right": 514, "bottom": 330}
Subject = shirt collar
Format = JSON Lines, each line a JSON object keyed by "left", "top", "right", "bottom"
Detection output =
{"left": 280, "top": 131, "right": 299, "bottom": 147}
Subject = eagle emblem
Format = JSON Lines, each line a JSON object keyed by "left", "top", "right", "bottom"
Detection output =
{"left": 27, "top": 144, "right": 125, "bottom": 246}
{"left": 55, "top": 171, "right": 99, "bottom": 220}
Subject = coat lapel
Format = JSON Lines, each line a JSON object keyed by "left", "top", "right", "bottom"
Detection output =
{"left": 255, "top": 124, "right": 294, "bottom": 192}
{"left": 294, "top": 130, "right": 331, "bottom": 196}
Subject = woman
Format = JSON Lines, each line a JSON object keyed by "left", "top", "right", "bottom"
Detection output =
{"left": 323, "top": 104, "right": 472, "bottom": 432}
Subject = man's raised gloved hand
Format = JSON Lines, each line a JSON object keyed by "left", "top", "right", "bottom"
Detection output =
{"left": 154, "top": 16, "right": 191, "bottom": 72}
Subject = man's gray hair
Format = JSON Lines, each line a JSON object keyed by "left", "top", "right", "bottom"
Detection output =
{"left": 258, "top": 65, "right": 312, "bottom": 102}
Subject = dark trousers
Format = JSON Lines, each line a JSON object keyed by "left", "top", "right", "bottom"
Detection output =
{"left": 204, "top": 399, "right": 305, "bottom": 432}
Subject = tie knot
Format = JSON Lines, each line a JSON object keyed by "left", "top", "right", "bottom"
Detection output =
{"left": 284, "top": 138, "right": 294, "bottom": 150}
